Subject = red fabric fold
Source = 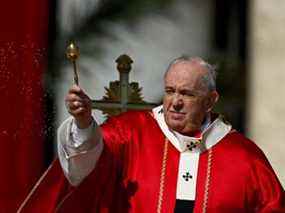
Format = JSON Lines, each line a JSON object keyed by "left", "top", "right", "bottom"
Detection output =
{"left": 0, "top": 0, "right": 49, "bottom": 211}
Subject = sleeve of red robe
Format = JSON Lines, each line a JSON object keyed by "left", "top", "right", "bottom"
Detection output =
{"left": 55, "top": 111, "right": 141, "bottom": 212}
{"left": 248, "top": 145, "right": 285, "bottom": 212}
{"left": 17, "top": 111, "right": 138, "bottom": 212}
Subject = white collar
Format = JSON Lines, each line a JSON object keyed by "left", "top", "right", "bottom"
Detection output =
{"left": 152, "top": 105, "right": 232, "bottom": 153}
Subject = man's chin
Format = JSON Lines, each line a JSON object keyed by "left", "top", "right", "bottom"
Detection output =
{"left": 166, "top": 120, "right": 184, "bottom": 132}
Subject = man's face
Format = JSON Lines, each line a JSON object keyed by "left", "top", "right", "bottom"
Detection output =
{"left": 163, "top": 61, "right": 218, "bottom": 135}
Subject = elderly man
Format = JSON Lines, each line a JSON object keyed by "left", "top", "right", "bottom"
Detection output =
{"left": 19, "top": 57, "right": 284, "bottom": 212}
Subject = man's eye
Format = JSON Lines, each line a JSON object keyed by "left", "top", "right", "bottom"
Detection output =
{"left": 181, "top": 91, "right": 194, "bottom": 97}
{"left": 165, "top": 90, "right": 174, "bottom": 95}
{"left": 184, "top": 93, "right": 195, "bottom": 97}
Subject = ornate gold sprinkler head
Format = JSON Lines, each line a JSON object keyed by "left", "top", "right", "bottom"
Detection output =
{"left": 66, "top": 41, "right": 80, "bottom": 61}
{"left": 66, "top": 41, "right": 80, "bottom": 85}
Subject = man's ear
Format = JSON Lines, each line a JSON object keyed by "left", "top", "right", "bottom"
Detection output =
{"left": 205, "top": 90, "right": 219, "bottom": 113}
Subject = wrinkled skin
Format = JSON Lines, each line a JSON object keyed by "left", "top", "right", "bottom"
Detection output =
{"left": 163, "top": 60, "right": 219, "bottom": 135}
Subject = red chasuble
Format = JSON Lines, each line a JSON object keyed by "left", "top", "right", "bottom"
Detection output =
{"left": 18, "top": 111, "right": 285, "bottom": 213}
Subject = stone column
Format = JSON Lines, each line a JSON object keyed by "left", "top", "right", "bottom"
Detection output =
{"left": 248, "top": 0, "right": 285, "bottom": 187}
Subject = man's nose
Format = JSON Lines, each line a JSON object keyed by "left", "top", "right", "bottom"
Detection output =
{"left": 172, "top": 94, "right": 183, "bottom": 111}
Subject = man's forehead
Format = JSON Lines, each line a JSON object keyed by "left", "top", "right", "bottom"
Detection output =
{"left": 166, "top": 60, "right": 207, "bottom": 78}
{"left": 165, "top": 62, "right": 206, "bottom": 82}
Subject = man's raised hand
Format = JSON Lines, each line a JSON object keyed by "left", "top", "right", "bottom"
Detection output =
{"left": 65, "top": 85, "right": 93, "bottom": 129}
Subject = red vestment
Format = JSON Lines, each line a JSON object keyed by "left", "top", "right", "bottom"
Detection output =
{"left": 18, "top": 111, "right": 285, "bottom": 212}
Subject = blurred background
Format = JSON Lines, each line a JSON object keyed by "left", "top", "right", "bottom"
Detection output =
{"left": 0, "top": 0, "right": 284, "bottom": 211}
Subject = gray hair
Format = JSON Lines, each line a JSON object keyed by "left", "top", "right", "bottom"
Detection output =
{"left": 165, "top": 56, "right": 217, "bottom": 91}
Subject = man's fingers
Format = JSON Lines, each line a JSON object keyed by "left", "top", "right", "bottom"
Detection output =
{"left": 66, "top": 97, "right": 91, "bottom": 111}
{"left": 67, "top": 101, "right": 83, "bottom": 110}
{"left": 67, "top": 86, "right": 91, "bottom": 102}
{"left": 65, "top": 93, "right": 83, "bottom": 102}
{"left": 65, "top": 92, "right": 91, "bottom": 104}
{"left": 65, "top": 85, "right": 92, "bottom": 120}
{"left": 69, "top": 84, "right": 82, "bottom": 93}
{"left": 66, "top": 95, "right": 91, "bottom": 107}
{"left": 68, "top": 85, "right": 89, "bottom": 99}
{"left": 70, "top": 107, "right": 86, "bottom": 116}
